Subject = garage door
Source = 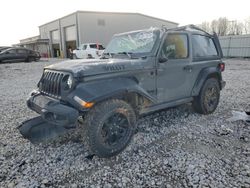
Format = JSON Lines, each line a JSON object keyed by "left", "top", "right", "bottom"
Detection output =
{"left": 51, "top": 30, "right": 60, "bottom": 57}
{"left": 65, "top": 26, "right": 76, "bottom": 41}
{"left": 51, "top": 30, "right": 60, "bottom": 44}
{"left": 65, "top": 26, "right": 77, "bottom": 58}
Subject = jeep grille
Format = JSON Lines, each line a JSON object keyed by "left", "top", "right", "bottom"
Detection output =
{"left": 38, "top": 71, "right": 65, "bottom": 98}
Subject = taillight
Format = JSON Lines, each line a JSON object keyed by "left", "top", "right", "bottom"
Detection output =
{"left": 219, "top": 63, "right": 225, "bottom": 72}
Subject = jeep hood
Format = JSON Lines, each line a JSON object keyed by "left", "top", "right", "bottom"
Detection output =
{"left": 45, "top": 58, "right": 147, "bottom": 77}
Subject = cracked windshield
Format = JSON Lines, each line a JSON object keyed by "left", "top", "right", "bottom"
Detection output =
{"left": 104, "top": 29, "right": 159, "bottom": 55}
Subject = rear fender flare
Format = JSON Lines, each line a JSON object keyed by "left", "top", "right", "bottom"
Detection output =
{"left": 191, "top": 67, "right": 221, "bottom": 96}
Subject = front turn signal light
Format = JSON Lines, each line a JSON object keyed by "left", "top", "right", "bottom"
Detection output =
{"left": 73, "top": 96, "right": 94, "bottom": 108}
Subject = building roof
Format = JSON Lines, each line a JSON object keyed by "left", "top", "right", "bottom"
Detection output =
{"left": 19, "top": 35, "right": 49, "bottom": 45}
{"left": 39, "top": 10, "right": 178, "bottom": 28}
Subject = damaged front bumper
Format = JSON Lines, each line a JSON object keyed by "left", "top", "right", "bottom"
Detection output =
{"left": 27, "top": 91, "right": 79, "bottom": 128}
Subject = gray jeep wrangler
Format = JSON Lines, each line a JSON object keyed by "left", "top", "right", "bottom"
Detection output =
{"left": 25, "top": 25, "right": 225, "bottom": 158}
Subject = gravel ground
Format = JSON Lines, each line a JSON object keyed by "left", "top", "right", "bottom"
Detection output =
{"left": 0, "top": 58, "right": 250, "bottom": 188}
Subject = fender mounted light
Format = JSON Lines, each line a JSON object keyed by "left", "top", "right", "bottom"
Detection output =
{"left": 73, "top": 96, "right": 94, "bottom": 108}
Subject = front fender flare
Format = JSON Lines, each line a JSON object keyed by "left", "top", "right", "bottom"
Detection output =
{"left": 67, "top": 77, "right": 156, "bottom": 110}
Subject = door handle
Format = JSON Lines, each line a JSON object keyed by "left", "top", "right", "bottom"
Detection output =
{"left": 183, "top": 65, "right": 192, "bottom": 72}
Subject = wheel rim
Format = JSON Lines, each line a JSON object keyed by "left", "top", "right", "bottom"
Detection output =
{"left": 101, "top": 113, "right": 130, "bottom": 148}
{"left": 204, "top": 86, "right": 219, "bottom": 112}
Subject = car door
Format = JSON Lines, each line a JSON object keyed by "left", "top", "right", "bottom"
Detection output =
{"left": 76, "top": 44, "right": 87, "bottom": 58}
{"left": 16, "top": 49, "right": 28, "bottom": 61}
{"left": 156, "top": 32, "right": 192, "bottom": 102}
{"left": 82, "top": 45, "right": 90, "bottom": 58}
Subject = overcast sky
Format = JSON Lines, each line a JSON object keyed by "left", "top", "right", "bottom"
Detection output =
{"left": 1, "top": 0, "right": 250, "bottom": 46}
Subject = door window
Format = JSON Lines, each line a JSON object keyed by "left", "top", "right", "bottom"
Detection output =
{"left": 161, "top": 34, "right": 188, "bottom": 59}
{"left": 82, "top": 45, "right": 87, "bottom": 50}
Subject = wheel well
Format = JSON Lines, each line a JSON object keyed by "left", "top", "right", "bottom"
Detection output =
{"left": 103, "top": 92, "right": 152, "bottom": 115}
{"left": 207, "top": 72, "right": 219, "bottom": 80}
{"left": 87, "top": 54, "right": 93, "bottom": 58}
{"left": 192, "top": 71, "right": 222, "bottom": 96}
{"left": 206, "top": 72, "right": 221, "bottom": 88}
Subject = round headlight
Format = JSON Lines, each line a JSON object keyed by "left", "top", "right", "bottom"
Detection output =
{"left": 62, "top": 75, "right": 73, "bottom": 90}
{"left": 67, "top": 75, "right": 73, "bottom": 89}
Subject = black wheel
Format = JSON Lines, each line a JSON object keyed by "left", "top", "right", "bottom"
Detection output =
{"left": 193, "top": 78, "right": 220, "bottom": 114}
{"left": 87, "top": 54, "right": 93, "bottom": 59}
{"left": 85, "top": 99, "right": 136, "bottom": 158}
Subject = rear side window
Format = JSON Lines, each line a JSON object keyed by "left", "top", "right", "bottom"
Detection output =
{"left": 98, "top": 45, "right": 105, "bottom": 50}
{"left": 192, "top": 35, "right": 218, "bottom": 59}
{"left": 90, "top": 44, "right": 97, "bottom": 49}
{"left": 89, "top": 44, "right": 104, "bottom": 50}
{"left": 161, "top": 34, "right": 188, "bottom": 59}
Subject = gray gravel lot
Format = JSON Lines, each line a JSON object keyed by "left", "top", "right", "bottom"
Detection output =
{"left": 0, "top": 59, "right": 250, "bottom": 187}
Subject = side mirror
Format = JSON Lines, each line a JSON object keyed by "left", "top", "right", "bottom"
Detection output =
{"left": 159, "top": 57, "right": 168, "bottom": 63}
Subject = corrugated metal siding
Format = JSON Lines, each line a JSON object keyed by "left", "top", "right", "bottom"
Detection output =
{"left": 78, "top": 12, "right": 178, "bottom": 46}
{"left": 219, "top": 35, "right": 250, "bottom": 57}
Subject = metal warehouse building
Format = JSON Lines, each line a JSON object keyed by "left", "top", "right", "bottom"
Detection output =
{"left": 37, "top": 11, "right": 177, "bottom": 58}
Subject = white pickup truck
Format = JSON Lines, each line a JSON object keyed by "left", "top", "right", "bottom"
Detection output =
{"left": 72, "top": 43, "right": 105, "bottom": 59}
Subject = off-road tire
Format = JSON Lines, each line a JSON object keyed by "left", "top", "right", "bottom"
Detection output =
{"left": 193, "top": 78, "right": 220, "bottom": 114}
{"left": 87, "top": 54, "right": 93, "bottom": 59}
{"left": 85, "top": 99, "right": 136, "bottom": 158}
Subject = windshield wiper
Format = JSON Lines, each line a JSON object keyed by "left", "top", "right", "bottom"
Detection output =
{"left": 117, "top": 52, "right": 133, "bottom": 58}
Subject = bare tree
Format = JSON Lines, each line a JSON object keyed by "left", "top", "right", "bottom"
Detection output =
{"left": 217, "top": 17, "right": 228, "bottom": 36}
{"left": 209, "top": 17, "right": 229, "bottom": 36}
{"left": 243, "top": 17, "right": 250, "bottom": 34}
{"left": 228, "top": 20, "right": 243, "bottom": 35}
{"left": 198, "top": 17, "right": 244, "bottom": 36}
{"left": 210, "top": 19, "right": 218, "bottom": 33}
{"left": 236, "top": 22, "right": 243, "bottom": 35}
{"left": 200, "top": 21, "right": 211, "bottom": 33}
